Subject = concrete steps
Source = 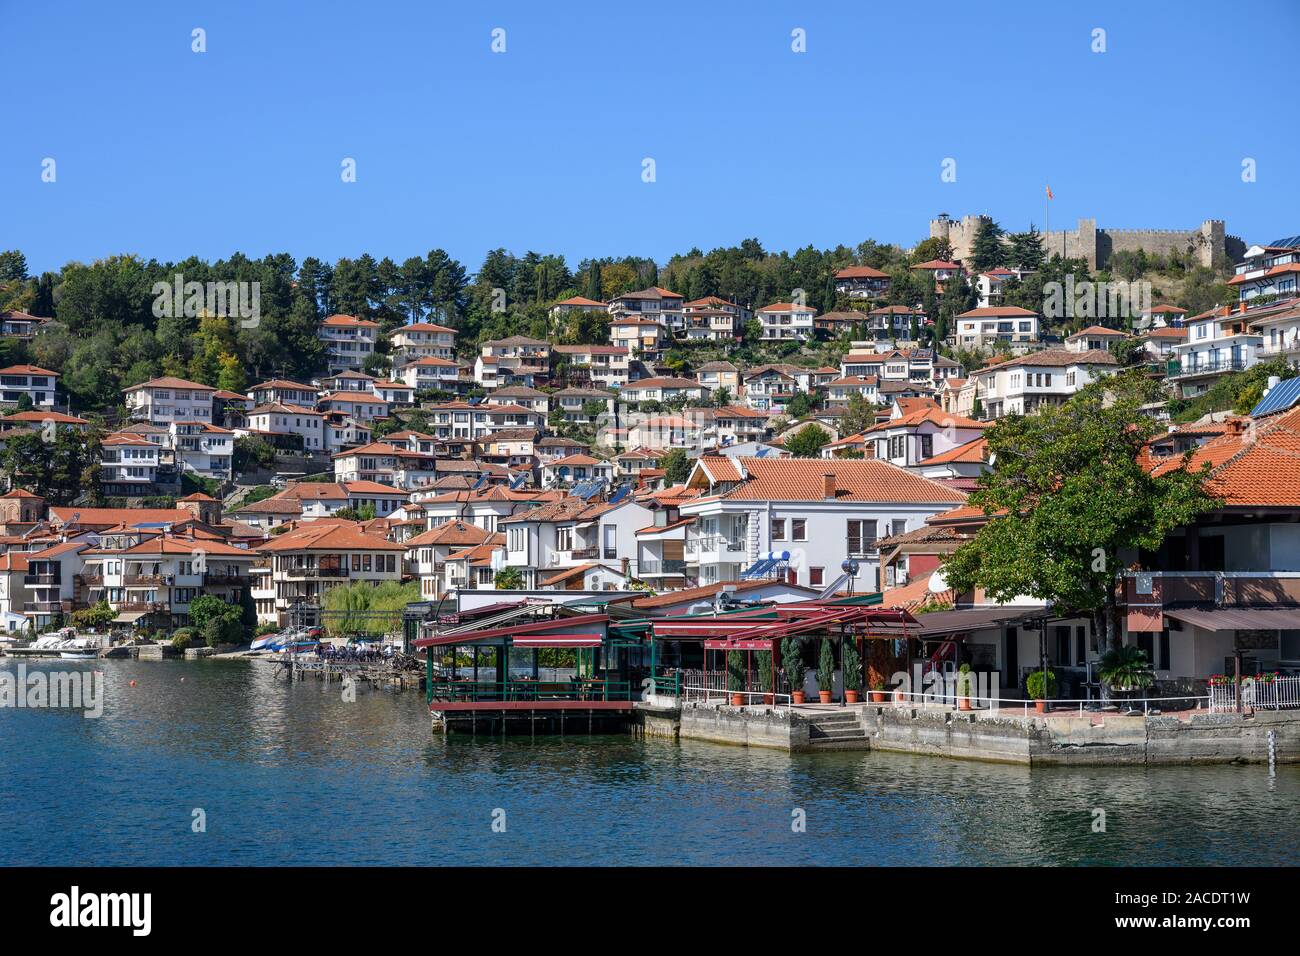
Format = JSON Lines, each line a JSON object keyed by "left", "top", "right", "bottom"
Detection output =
{"left": 805, "top": 710, "right": 870, "bottom": 750}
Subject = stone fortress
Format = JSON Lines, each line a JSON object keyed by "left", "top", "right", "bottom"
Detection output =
{"left": 930, "top": 214, "right": 1245, "bottom": 271}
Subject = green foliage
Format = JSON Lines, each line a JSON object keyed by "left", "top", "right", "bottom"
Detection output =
{"left": 841, "top": 639, "right": 862, "bottom": 692}
{"left": 320, "top": 579, "right": 419, "bottom": 637}
{"left": 72, "top": 600, "right": 116, "bottom": 630}
{"left": 968, "top": 219, "right": 1006, "bottom": 273}
{"left": 1025, "top": 668, "right": 1057, "bottom": 701}
{"left": 494, "top": 566, "right": 524, "bottom": 590}
{"left": 840, "top": 392, "right": 875, "bottom": 437}
{"left": 659, "top": 447, "right": 692, "bottom": 485}
{"left": 816, "top": 638, "right": 835, "bottom": 693}
{"left": 726, "top": 650, "right": 746, "bottom": 692}
{"left": 942, "top": 371, "right": 1220, "bottom": 648}
{"left": 0, "top": 427, "right": 101, "bottom": 505}
{"left": 171, "top": 630, "right": 193, "bottom": 651}
{"left": 333, "top": 503, "right": 376, "bottom": 522}
{"left": 756, "top": 650, "right": 773, "bottom": 693}
{"left": 785, "top": 423, "right": 830, "bottom": 458}
{"left": 1099, "top": 644, "right": 1155, "bottom": 691}
{"left": 1169, "top": 358, "right": 1297, "bottom": 422}
{"left": 782, "top": 637, "right": 806, "bottom": 689}
{"left": 956, "top": 662, "right": 974, "bottom": 696}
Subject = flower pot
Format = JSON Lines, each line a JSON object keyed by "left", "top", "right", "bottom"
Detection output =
{"left": 763, "top": 694, "right": 775, "bottom": 705}
{"left": 894, "top": 689, "right": 908, "bottom": 704}
{"left": 845, "top": 690, "right": 860, "bottom": 704}
{"left": 818, "top": 690, "right": 832, "bottom": 704}
{"left": 958, "top": 697, "right": 972, "bottom": 711}
{"left": 869, "top": 691, "right": 887, "bottom": 703}
{"left": 730, "top": 693, "right": 745, "bottom": 707}
{"left": 1034, "top": 700, "right": 1048, "bottom": 714}
{"left": 791, "top": 691, "right": 805, "bottom": 705}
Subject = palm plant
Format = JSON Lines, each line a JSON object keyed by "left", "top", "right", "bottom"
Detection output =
{"left": 1099, "top": 645, "right": 1154, "bottom": 692}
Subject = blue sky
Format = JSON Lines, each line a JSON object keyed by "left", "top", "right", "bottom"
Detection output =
{"left": 3, "top": 0, "right": 1298, "bottom": 276}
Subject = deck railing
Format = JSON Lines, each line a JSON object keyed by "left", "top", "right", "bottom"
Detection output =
{"left": 428, "top": 678, "right": 634, "bottom": 703}
{"left": 1208, "top": 675, "right": 1300, "bottom": 712}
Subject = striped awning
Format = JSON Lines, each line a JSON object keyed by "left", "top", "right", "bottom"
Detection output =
{"left": 511, "top": 635, "right": 602, "bottom": 648}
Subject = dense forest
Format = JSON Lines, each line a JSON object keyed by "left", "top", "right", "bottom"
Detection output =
{"left": 0, "top": 222, "right": 1236, "bottom": 418}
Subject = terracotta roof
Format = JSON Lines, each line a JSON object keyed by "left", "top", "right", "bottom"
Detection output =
{"left": 123, "top": 376, "right": 215, "bottom": 392}
{"left": 912, "top": 259, "right": 963, "bottom": 270}
{"left": 622, "top": 377, "right": 700, "bottom": 390}
{"left": 1148, "top": 406, "right": 1300, "bottom": 507}
{"left": 394, "top": 321, "right": 456, "bottom": 333}
{"left": 553, "top": 296, "right": 605, "bottom": 307}
{"left": 321, "top": 314, "right": 380, "bottom": 328}
{"left": 258, "top": 522, "right": 405, "bottom": 552}
{"left": 405, "top": 521, "right": 492, "bottom": 547}
{"left": 865, "top": 406, "right": 988, "bottom": 434}
{"left": 835, "top": 265, "right": 889, "bottom": 279}
{"left": 631, "top": 579, "right": 818, "bottom": 610}
{"left": 0, "top": 364, "right": 58, "bottom": 376}
{"left": 956, "top": 306, "right": 1037, "bottom": 318}
{"left": 49, "top": 506, "right": 193, "bottom": 527}
{"left": 2, "top": 411, "right": 89, "bottom": 425}
{"left": 710, "top": 458, "right": 967, "bottom": 504}
{"left": 976, "top": 348, "right": 1117, "bottom": 373}
{"left": 881, "top": 570, "right": 955, "bottom": 612}
{"left": 1065, "top": 325, "right": 1127, "bottom": 340}
{"left": 918, "top": 436, "right": 988, "bottom": 465}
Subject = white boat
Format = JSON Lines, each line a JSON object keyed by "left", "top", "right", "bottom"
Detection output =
{"left": 57, "top": 636, "right": 101, "bottom": 659}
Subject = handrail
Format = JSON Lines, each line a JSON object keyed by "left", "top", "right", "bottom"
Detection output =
{"left": 682, "top": 684, "right": 793, "bottom": 712}
{"left": 863, "top": 686, "right": 1213, "bottom": 718}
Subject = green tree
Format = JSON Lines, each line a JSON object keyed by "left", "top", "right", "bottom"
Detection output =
{"left": 785, "top": 423, "right": 830, "bottom": 458}
{"left": 840, "top": 392, "right": 875, "bottom": 436}
{"left": 941, "top": 372, "right": 1221, "bottom": 650}
{"left": 659, "top": 447, "right": 692, "bottom": 484}
{"left": 968, "top": 219, "right": 1006, "bottom": 273}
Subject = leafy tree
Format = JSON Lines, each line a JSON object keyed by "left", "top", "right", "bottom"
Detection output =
{"left": 942, "top": 372, "right": 1221, "bottom": 650}
{"left": 1006, "top": 227, "right": 1046, "bottom": 271}
{"left": 659, "top": 447, "right": 692, "bottom": 485}
{"left": 816, "top": 638, "right": 835, "bottom": 693}
{"left": 72, "top": 600, "right": 116, "bottom": 630}
{"left": 494, "top": 566, "right": 524, "bottom": 590}
{"left": 785, "top": 423, "right": 830, "bottom": 458}
{"left": 840, "top": 392, "right": 875, "bottom": 436}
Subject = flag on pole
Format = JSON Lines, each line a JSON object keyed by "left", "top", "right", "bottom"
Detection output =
{"left": 1045, "top": 185, "right": 1054, "bottom": 200}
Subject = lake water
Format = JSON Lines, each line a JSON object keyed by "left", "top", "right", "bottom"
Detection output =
{"left": 2, "top": 658, "right": 1297, "bottom": 866}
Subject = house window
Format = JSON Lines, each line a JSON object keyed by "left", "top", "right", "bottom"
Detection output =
{"left": 791, "top": 519, "right": 807, "bottom": 542}
{"left": 919, "top": 434, "right": 933, "bottom": 460}
{"left": 772, "top": 518, "right": 787, "bottom": 541}
{"left": 809, "top": 567, "right": 824, "bottom": 587}
{"left": 847, "top": 519, "right": 876, "bottom": 557}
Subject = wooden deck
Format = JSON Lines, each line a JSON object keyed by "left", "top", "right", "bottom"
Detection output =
{"left": 429, "top": 699, "right": 635, "bottom": 713}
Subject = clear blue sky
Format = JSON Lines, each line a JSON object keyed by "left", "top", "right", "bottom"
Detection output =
{"left": 3, "top": 0, "right": 1298, "bottom": 276}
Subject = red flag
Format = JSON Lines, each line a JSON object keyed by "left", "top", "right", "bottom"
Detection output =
{"left": 1046, "top": 185, "right": 1054, "bottom": 200}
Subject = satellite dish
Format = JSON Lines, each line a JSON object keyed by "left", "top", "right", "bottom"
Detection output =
{"left": 928, "top": 569, "right": 948, "bottom": 593}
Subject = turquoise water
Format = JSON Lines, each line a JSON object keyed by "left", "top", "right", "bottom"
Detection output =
{"left": 2, "top": 658, "right": 1297, "bottom": 866}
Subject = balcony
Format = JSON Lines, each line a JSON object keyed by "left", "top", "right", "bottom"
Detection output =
{"left": 23, "top": 601, "right": 64, "bottom": 613}
{"left": 24, "top": 573, "right": 61, "bottom": 585}
{"left": 1167, "top": 359, "right": 1251, "bottom": 380}
{"left": 686, "top": 534, "right": 747, "bottom": 561}
{"left": 638, "top": 559, "right": 687, "bottom": 577}
{"left": 282, "top": 565, "right": 350, "bottom": 579}
{"left": 124, "top": 574, "right": 167, "bottom": 587}
{"left": 203, "top": 573, "right": 253, "bottom": 587}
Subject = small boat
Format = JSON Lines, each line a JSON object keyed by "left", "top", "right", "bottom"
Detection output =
{"left": 59, "top": 648, "right": 98, "bottom": 659}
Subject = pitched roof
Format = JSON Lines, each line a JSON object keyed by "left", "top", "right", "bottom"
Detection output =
{"left": 709, "top": 458, "right": 967, "bottom": 504}
{"left": 123, "top": 376, "right": 215, "bottom": 392}
{"left": 405, "top": 520, "right": 492, "bottom": 547}
{"left": 956, "top": 306, "right": 1037, "bottom": 318}
{"left": 1148, "top": 406, "right": 1300, "bottom": 507}
{"left": 835, "top": 265, "right": 889, "bottom": 279}
{"left": 630, "top": 579, "right": 818, "bottom": 610}
{"left": 258, "top": 522, "right": 405, "bottom": 552}
{"left": 918, "top": 436, "right": 988, "bottom": 465}
{"left": 321, "top": 314, "right": 380, "bottom": 328}
{"left": 976, "top": 348, "right": 1118, "bottom": 373}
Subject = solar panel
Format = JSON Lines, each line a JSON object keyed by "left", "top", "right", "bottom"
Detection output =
{"left": 470, "top": 472, "right": 488, "bottom": 490}
{"left": 1250, "top": 377, "right": 1300, "bottom": 417}
{"left": 742, "top": 558, "right": 773, "bottom": 579}
{"left": 1268, "top": 235, "right": 1300, "bottom": 248}
{"left": 608, "top": 483, "right": 632, "bottom": 505}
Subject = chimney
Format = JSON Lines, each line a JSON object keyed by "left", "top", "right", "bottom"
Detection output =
{"left": 1239, "top": 301, "right": 1249, "bottom": 314}
{"left": 823, "top": 473, "right": 837, "bottom": 499}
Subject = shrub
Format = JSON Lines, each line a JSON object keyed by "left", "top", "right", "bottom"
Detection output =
{"left": 817, "top": 638, "right": 835, "bottom": 693}
{"left": 171, "top": 631, "right": 193, "bottom": 651}
{"left": 756, "top": 651, "right": 773, "bottom": 695}
{"left": 782, "top": 637, "right": 806, "bottom": 691}
{"left": 841, "top": 639, "right": 862, "bottom": 693}
{"left": 726, "top": 650, "right": 745, "bottom": 693}
{"left": 956, "top": 662, "right": 974, "bottom": 697}
{"left": 1025, "top": 668, "right": 1057, "bottom": 701}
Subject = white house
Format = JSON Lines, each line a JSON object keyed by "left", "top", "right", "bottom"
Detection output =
{"left": 756, "top": 302, "right": 816, "bottom": 342}
{"left": 970, "top": 348, "right": 1118, "bottom": 419}
{"left": 318, "top": 314, "right": 379, "bottom": 372}
{"left": 0, "top": 365, "right": 59, "bottom": 409}
{"left": 124, "top": 377, "right": 216, "bottom": 425}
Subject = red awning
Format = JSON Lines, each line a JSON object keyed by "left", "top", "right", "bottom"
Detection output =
{"left": 512, "top": 634, "right": 602, "bottom": 648}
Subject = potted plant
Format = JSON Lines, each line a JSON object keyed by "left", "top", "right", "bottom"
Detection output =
{"left": 869, "top": 676, "right": 888, "bottom": 703}
{"left": 1099, "top": 645, "right": 1154, "bottom": 700}
{"left": 726, "top": 649, "right": 745, "bottom": 707}
{"left": 1025, "top": 668, "right": 1057, "bottom": 714}
{"left": 756, "top": 650, "right": 774, "bottom": 706}
{"left": 841, "top": 639, "right": 862, "bottom": 704}
{"left": 817, "top": 638, "right": 835, "bottom": 704}
{"left": 956, "top": 662, "right": 974, "bottom": 711}
{"left": 783, "top": 637, "right": 806, "bottom": 704}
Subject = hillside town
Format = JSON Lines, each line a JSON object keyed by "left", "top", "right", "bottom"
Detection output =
{"left": 0, "top": 225, "right": 1298, "bottom": 729}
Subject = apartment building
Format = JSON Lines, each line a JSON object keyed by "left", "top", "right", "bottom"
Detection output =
{"left": 756, "top": 302, "right": 816, "bottom": 342}
{"left": 318, "top": 314, "right": 379, "bottom": 372}
{"left": 319, "top": 391, "right": 390, "bottom": 423}
{"left": 975, "top": 267, "right": 1032, "bottom": 308}
{"left": 863, "top": 399, "right": 988, "bottom": 469}
{"left": 970, "top": 348, "right": 1118, "bottom": 419}
{"left": 1064, "top": 325, "right": 1127, "bottom": 353}
{"left": 246, "top": 403, "right": 328, "bottom": 452}
{"left": 609, "top": 317, "right": 672, "bottom": 359}
{"left": 553, "top": 387, "right": 614, "bottom": 424}
{"left": 0, "top": 365, "right": 59, "bottom": 408}
{"left": 82, "top": 531, "right": 257, "bottom": 630}
{"left": 678, "top": 456, "right": 966, "bottom": 592}
{"left": 250, "top": 379, "right": 319, "bottom": 407}
{"left": 406, "top": 520, "right": 496, "bottom": 599}
{"left": 475, "top": 336, "right": 552, "bottom": 389}
{"left": 500, "top": 495, "right": 657, "bottom": 589}
{"left": 169, "top": 421, "right": 234, "bottom": 480}
{"left": 487, "top": 385, "right": 550, "bottom": 417}
{"left": 607, "top": 287, "right": 685, "bottom": 333}
{"left": 618, "top": 376, "right": 704, "bottom": 404}
{"left": 331, "top": 441, "right": 441, "bottom": 489}
{"left": 742, "top": 365, "right": 800, "bottom": 410}
{"left": 681, "top": 296, "right": 748, "bottom": 341}
{"left": 124, "top": 377, "right": 216, "bottom": 425}
{"left": 252, "top": 522, "right": 405, "bottom": 625}
{"left": 1248, "top": 297, "right": 1300, "bottom": 360}
{"left": 953, "top": 307, "right": 1040, "bottom": 351}
{"left": 551, "top": 344, "right": 630, "bottom": 389}
{"left": 399, "top": 356, "right": 464, "bottom": 393}
{"left": 1227, "top": 237, "right": 1300, "bottom": 301}
{"left": 389, "top": 321, "right": 457, "bottom": 364}
{"left": 833, "top": 265, "right": 890, "bottom": 299}
{"left": 370, "top": 380, "right": 416, "bottom": 406}
{"left": 549, "top": 296, "right": 606, "bottom": 321}
{"left": 695, "top": 361, "right": 741, "bottom": 398}
{"left": 1169, "top": 303, "right": 1266, "bottom": 398}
